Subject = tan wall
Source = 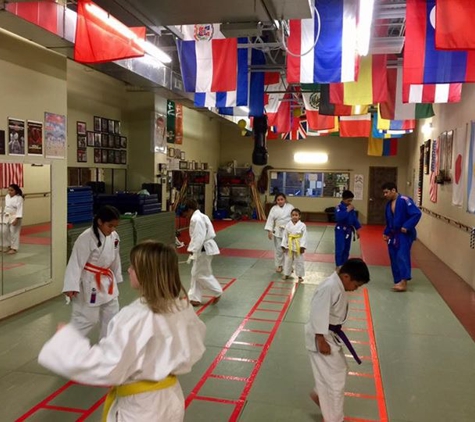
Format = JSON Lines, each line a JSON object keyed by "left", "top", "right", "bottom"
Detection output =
{"left": 409, "top": 85, "right": 475, "bottom": 289}
{"left": 220, "top": 123, "right": 413, "bottom": 223}
{"left": 0, "top": 29, "right": 67, "bottom": 318}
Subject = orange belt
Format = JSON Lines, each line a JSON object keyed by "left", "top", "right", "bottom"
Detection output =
{"left": 84, "top": 262, "right": 114, "bottom": 294}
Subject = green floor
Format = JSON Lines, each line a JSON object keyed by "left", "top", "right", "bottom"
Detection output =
{"left": 0, "top": 222, "right": 474, "bottom": 421}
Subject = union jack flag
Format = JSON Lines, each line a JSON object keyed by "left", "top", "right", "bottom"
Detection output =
{"left": 282, "top": 117, "right": 307, "bottom": 141}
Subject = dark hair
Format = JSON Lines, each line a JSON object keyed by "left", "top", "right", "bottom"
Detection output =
{"left": 291, "top": 208, "right": 301, "bottom": 216}
{"left": 181, "top": 198, "right": 199, "bottom": 212}
{"left": 275, "top": 193, "right": 287, "bottom": 202}
{"left": 93, "top": 205, "right": 120, "bottom": 247}
{"left": 339, "top": 258, "right": 370, "bottom": 284}
{"left": 9, "top": 184, "right": 23, "bottom": 197}
{"left": 342, "top": 190, "right": 354, "bottom": 200}
{"left": 381, "top": 182, "right": 397, "bottom": 191}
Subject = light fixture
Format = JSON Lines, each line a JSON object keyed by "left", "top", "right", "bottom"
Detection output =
{"left": 357, "top": 0, "right": 375, "bottom": 56}
{"left": 294, "top": 152, "right": 328, "bottom": 164}
{"left": 422, "top": 122, "right": 434, "bottom": 136}
{"left": 84, "top": 2, "right": 172, "bottom": 64}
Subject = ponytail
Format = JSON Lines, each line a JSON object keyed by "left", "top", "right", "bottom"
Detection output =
{"left": 92, "top": 205, "right": 120, "bottom": 247}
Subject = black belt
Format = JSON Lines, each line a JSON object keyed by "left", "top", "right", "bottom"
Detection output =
{"left": 329, "top": 324, "right": 362, "bottom": 364}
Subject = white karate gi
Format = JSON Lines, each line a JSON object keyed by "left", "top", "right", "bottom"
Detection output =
{"left": 281, "top": 220, "right": 307, "bottom": 277}
{"left": 63, "top": 227, "right": 123, "bottom": 338}
{"left": 264, "top": 203, "right": 294, "bottom": 269}
{"left": 1, "top": 194, "right": 23, "bottom": 251}
{"left": 38, "top": 298, "right": 206, "bottom": 422}
{"left": 187, "top": 209, "right": 222, "bottom": 303}
{"left": 305, "top": 272, "right": 349, "bottom": 422}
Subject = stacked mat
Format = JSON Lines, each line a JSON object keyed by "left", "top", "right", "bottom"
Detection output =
{"left": 67, "top": 186, "right": 93, "bottom": 224}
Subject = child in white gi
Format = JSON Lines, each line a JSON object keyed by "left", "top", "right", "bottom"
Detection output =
{"left": 281, "top": 208, "right": 307, "bottom": 282}
{"left": 63, "top": 205, "right": 122, "bottom": 339}
{"left": 39, "top": 241, "right": 206, "bottom": 422}
{"left": 305, "top": 258, "right": 370, "bottom": 422}
{"left": 264, "top": 193, "right": 294, "bottom": 273}
{"left": 181, "top": 198, "right": 222, "bottom": 307}
{"left": 2, "top": 183, "right": 24, "bottom": 254}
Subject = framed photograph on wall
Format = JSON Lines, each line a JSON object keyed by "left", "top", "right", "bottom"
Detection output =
{"left": 108, "top": 119, "right": 115, "bottom": 134}
{"left": 114, "top": 135, "right": 121, "bottom": 149}
{"left": 87, "top": 131, "right": 94, "bottom": 147}
{"left": 179, "top": 160, "right": 188, "bottom": 170}
{"left": 424, "top": 140, "right": 431, "bottom": 175}
{"left": 108, "top": 149, "right": 115, "bottom": 163}
{"left": 114, "top": 120, "right": 121, "bottom": 134}
{"left": 77, "top": 121, "right": 86, "bottom": 135}
{"left": 101, "top": 149, "right": 108, "bottom": 163}
{"left": 77, "top": 135, "right": 86, "bottom": 148}
{"left": 180, "top": 150, "right": 186, "bottom": 160}
{"left": 94, "top": 132, "right": 101, "bottom": 147}
{"left": 102, "top": 133, "right": 109, "bottom": 148}
{"left": 101, "top": 118, "right": 108, "bottom": 132}
{"left": 94, "top": 116, "right": 101, "bottom": 132}
{"left": 168, "top": 147, "right": 175, "bottom": 157}
{"left": 94, "top": 148, "right": 101, "bottom": 163}
{"left": 120, "top": 136, "right": 127, "bottom": 149}
{"left": 114, "top": 149, "right": 121, "bottom": 164}
{"left": 77, "top": 148, "right": 87, "bottom": 162}
{"left": 0, "top": 130, "right": 5, "bottom": 155}
{"left": 120, "top": 150, "right": 127, "bottom": 164}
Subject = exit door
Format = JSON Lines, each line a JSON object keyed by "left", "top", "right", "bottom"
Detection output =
{"left": 367, "top": 167, "right": 398, "bottom": 224}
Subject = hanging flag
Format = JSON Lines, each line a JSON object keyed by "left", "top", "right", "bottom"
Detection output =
{"left": 467, "top": 122, "right": 475, "bottom": 213}
{"left": 452, "top": 125, "right": 466, "bottom": 207}
{"left": 0, "top": 163, "right": 24, "bottom": 188}
{"left": 302, "top": 92, "right": 338, "bottom": 130}
{"left": 74, "top": 0, "right": 146, "bottom": 64}
{"left": 377, "top": 106, "right": 415, "bottom": 131}
{"left": 282, "top": 117, "right": 307, "bottom": 140}
{"left": 166, "top": 100, "right": 176, "bottom": 144}
{"left": 307, "top": 119, "right": 340, "bottom": 136}
{"left": 287, "top": 0, "right": 358, "bottom": 84}
{"left": 339, "top": 114, "right": 371, "bottom": 138}
{"left": 429, "top": 138, "right": 439, "bottom": 203}
{"left": 177, "top": 24, "right": 238, "bottom": 92}
{"left": 381, "top": 68, "right": 434, "bottom": 121}
{"left": 194, "top": 38, "right": 249, "bottom": 108}
{"left": 319, "top": 85, "right": 368, "bottom": 116}
{"left": 367, "top": 137, "right": 398, "bottom": 156}
{"left": 266, "top": 91, "right": 292, "bottom": 133}
{"left": 329, "top": 54, "right": 388, "bottom": 105}
{"left": 404, "top": 0, "right": 475, "bottom": 84}
{"left": 435, "top": 0, "right": 475, "bottom": 50}
{"left": 372, "top": 113, "right": 405, "bottom": 139}
{"left": 175, "top": 104, "right": 183, "bottom": 145}
{"left": 403, "top": 83, "right": 462, "bottom": 104}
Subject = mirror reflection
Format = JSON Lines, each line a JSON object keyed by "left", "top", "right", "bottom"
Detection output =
{"left": 0, "top": 163, "right": 51, "bottom": 296}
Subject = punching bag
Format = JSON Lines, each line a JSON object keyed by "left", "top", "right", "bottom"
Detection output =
{"left": 252, "top": 115, "right": 268, "bottom": 165}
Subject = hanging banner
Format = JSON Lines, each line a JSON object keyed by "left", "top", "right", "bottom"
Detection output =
{"left": 153, "top": 112, "right": 166, "bottom": 153}
{"left": 175, "top": 103, "right": 183, "bottom": 145}
{"left": 353, "top": 174, "right": 364, "bottom": 200}
{"left": 166, "top": 100, "right": 176, "bottom": 143}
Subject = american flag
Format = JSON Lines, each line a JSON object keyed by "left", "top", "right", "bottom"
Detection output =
{"left": 429, "top": 139, "right": 439, "bottom": 203}
{"left": 0, "top": 163, "right": 24, "bottom": 188}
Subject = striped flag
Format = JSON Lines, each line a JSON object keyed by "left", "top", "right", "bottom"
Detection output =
{"left": 403, "top": 83, "right": 462, "bottom": 104}
{"left": 0, "top": 163, "right": 24, "bottom": 188}
{"left": 286, "top": 0, "right": 358, "bottom": 84}
{"left": 367, "top": 137, "right": 398, "bottom": 156}
{"left": 339, "top": 114, "right": 371, "bottom": 138}
{"left": 429, "top": 139, "right": 439, "bottom": 203}
{"left": 302, "top": 92, "right": 338, "bottom": 130}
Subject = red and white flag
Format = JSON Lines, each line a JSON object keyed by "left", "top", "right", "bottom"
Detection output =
{"left": 402, "top": 83, "right": 462, "bottom": 104}
{"left": 429, "top": 139, "right": 439, "bottom": 203}
{"left": 339, "top": 114, "right": 371, "bottom": 138}
{"left": 0, "top": 163, "right": 24, "bottom": 188}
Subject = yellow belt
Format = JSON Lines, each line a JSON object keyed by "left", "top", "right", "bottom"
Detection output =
{"left": 287, "top": 233, "right": 302, "bottom": 256}
{"left": 102, "top": 375, "right": 177, "bottom": 421}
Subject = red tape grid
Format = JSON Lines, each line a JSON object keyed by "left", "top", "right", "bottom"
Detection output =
{"left": 195, "top": 277, "right": 237, "bottom": 316}
{"left": 185, "top": 280, "right": 299, "bottom": 420}
{"left": 16, "top": 277, "right": 238, "bottom": 422}
{"left": 342, "top": 288, "right": 388, "bottom": 422}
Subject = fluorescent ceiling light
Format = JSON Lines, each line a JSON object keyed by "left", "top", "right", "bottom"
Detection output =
{"left": 84, "top": 3, "right": 171, "bottom": 64}
{"left": 294, "top": 152, "right": 328, "bottom": 164}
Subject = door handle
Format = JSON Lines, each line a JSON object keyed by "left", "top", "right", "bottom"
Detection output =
{"left": 369, "top": 198, "right": 374, "bottom": 201}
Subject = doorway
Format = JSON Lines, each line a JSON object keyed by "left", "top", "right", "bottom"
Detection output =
{"left": 367, "top": 167, "right": 398, "bottom": 224}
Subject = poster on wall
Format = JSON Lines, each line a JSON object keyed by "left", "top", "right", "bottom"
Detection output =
{"left": 166, "top": 100, "right": 176, "bottom": 143}
{"left": 353, "top": 174, "right": 364, "bottom": 200}
{"left": 175, "top": 103, "right": 183, "bottom": 145}
{"left": 424, "top": 139, "right": 431, "bottom": 174}
{"left": 8, "top": 118, "right": 25, "bottom": 156}
{"left": 0, "top": 130, "right": 5, "bottom": 155}
{"left": 153, "top": 112, "right": 167, "bottom": 153}
{"left": 27, "top": 120, "right": 43, "bottom": 156}
{"left": 44, "top": 112, "right": 66, "bottom": 159}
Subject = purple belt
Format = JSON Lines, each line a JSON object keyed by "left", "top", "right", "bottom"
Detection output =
{"left": 329, "top": 324, "right": 362, "bottom": 364}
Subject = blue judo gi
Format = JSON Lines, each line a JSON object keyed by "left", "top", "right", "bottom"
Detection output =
{"left": 335, "top": 202, "right": 361, "bottom": 266}
{"left": 384, "top": 194, "right": 422, "bottom": 284}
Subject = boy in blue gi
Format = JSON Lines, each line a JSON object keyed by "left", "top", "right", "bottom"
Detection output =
{"left": 382, "top": 182, "right": 422, "bottom": 292}
{"left": 334, "top": 190, "right": 361, "bottom": 270}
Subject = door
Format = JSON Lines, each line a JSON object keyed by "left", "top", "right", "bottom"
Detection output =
{"left": 367, "top": 167, "right": 398, "bottom": 224}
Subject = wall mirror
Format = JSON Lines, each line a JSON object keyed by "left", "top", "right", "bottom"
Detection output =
{"left": 0, "top": 163, "right": 51, "bottom": 297}
{"left": 269, "top": 171, "right": 350, "bottom": 198}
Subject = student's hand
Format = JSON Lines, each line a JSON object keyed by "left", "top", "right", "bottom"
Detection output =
{"left": 401, "top": 227, "right": 408, "bottom": 233}
{"left": 300, "top": 247, "right": 306, "bottom": 254}
{"left": 57, "top": 322, "right": 67, "bottom": 332}
{"left": 356, "top": 230, "right": 361, "bottom": 240}
{"left": 316, "top": 335, "right": 331, "bottom": 355}
{"left": 268, "top": 231, "right": 273, "bottom": 240}
{"left": 64, "top": 291, "right": 78, "bottom": 298}
{"left": 382, "top": 235, "right": 389, "bottom": 242}
{"left": 347, "top": 204, "right": 355, "bottom": 212}
{"left": 11, "top": 219, "right": 18, "bottom": 226}
{"left": 281, "top": 247, "right": 287, "bottom": 252}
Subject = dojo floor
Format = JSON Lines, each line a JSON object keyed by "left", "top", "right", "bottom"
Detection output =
{"left": 1, "top": 221, "right": 475, "bottom": 421}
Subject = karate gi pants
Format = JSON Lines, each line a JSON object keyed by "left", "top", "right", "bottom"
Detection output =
{"left": 1, "top": 221, "right": 22, "bottom": 251}
{"left": 273, "top": 235, "right": 285, "bottom": 269}
{"left": 105, "top": 381, "right": 185, "bottom": 422}
{"left": 334, "top": 228, "right": 351, "bottom": 267}
{"left": 308, "top": 345, "right": 348, "bottom": 422}
{"left": 283, "top": 251, "right": 305, "bottom": 277}
{"left": 188, "top": 252, "right": 222, "bottom": 303}
{"left": 71, "top": 296, "right": 119, "bottom": 339}
{"left": 388, "top": 234, "right": 413, "bottom": 284}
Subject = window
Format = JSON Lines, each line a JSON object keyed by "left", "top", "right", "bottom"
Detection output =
{"left": 269, "top": 171, "right": 350, "bottom": 198}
